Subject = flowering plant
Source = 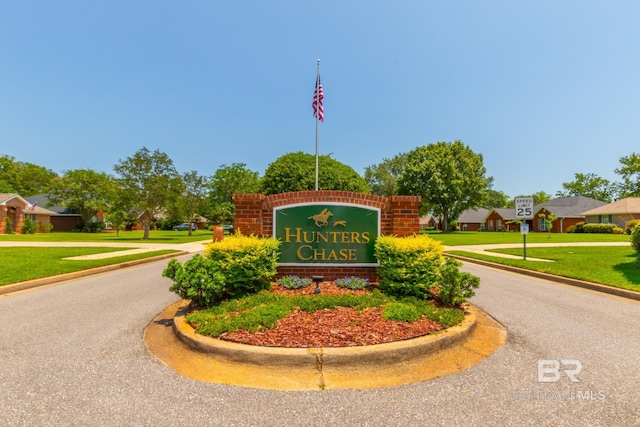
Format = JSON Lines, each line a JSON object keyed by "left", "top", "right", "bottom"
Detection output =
{"left": 334, "top": 276, "right": 369, "bottom": 290}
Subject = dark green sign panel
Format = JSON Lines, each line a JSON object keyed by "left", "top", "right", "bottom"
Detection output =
{"left": 274, "top": 203, "right": 380, "bottom": 266}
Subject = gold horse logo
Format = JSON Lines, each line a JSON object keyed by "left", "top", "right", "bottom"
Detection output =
{"left": 308, "top": 208, "right": 333, "bottom": 227}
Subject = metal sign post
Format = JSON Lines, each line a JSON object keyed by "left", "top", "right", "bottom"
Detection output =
{"left": 515, "top": 197, "right": 534, "bottom": 261}
{"left": 520, "top": 224, "right": 529, "bottom": 260}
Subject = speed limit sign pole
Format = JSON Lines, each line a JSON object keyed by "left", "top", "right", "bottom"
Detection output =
{"left": 515, "top": 197, "right": 534, "bottom": 260}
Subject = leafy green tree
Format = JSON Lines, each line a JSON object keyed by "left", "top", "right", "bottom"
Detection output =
{"left": 0, "top": 155, "right": 58, "bottom": 196}
{"left": 398, "top": 141, "right": 489, "bottom": 232}
{"left": 260, "top": 152, "right": 369, "bottom": 195}
{"left": 364, "top": 153, "right": 408, "bottom": 197}
{"left": 206, "top": 163, "right": 260, "bottom": 225}
{"left": 615, "top": 152, "right": 640, "bottom": 198}
{"left": 556, "top": 172, "right": 614, "bottom": 202}
{"left": 506, "top": 191, "right": 552, "bottom": 208}
{"left": 48, "top": 169, "right": 115, "bottom": 228}
{"left": 113, "top": 147, "right": 180, "bottom": 240}
{"left": 175, "top": 170, "right": 207, "bottom": 236}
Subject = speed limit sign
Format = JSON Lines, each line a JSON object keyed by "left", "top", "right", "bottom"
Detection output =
{"left": 515, "top": 197, "right": 534, "bottom": 219}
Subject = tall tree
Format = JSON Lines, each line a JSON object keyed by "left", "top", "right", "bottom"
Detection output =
{"left": 0, "top": 155, "right": 58, "bottom": 196}
{"left": 506, "top": 191, "right": 552, "bottom": 208}
{"left": 364, "top": 153, "right": 408, "bottom": 197}
{"left": 398, "top": 141, "right": 489, "bottom": 232}
{"left": 615, "top": 152, "right": 640, "bottom": 198}
{"left": 176, "top": 170, "right": 207, "bottom": 236}
{"left": 113, "top": 147, "right": 180, "bottom": 240}
{"left": 206, "top": 163, "right": 259, "bottom": 225}
{"left": 48, "top": 169, "right": 115, "bottom": 228}
{"left": 556, "top": 172, "right": 614, "bottom": 202}
{"left": 260, "top": 152, "right": 369, "bottom": 195}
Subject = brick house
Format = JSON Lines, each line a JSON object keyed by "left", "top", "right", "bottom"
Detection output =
{"left": 484, "top": 208, "right": 520, "bottom": 231}
{"left": 533, "top": 196, "right": 607, "bottom": 233}
{"left": 0, "top": 193, "right": 55, "bottom": 233}
{"left": 457, "top": 208, "right": 490, "bottom": 231}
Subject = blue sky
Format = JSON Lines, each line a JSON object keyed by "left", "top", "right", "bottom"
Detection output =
{"left": 1, "top": 1, "right": 638, "bottom": 198}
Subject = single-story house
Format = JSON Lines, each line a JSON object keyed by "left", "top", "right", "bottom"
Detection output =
{"left": 483, "top": 196, "right": 607, "bottom": 233}
{"left": 580, "top": 197, "right": 640, "bottom": 229}
{"left": 0, "top": 193, "right": 56, "bottom": 233}
{"left": 457, "top": 208, "right": 489, "bottom": 231}
{"left": 419, "top": 215, "right": 439, "bottom": 230}
{"left": 485, "top": 208, "right": 520, "bottom": 231}
{"left": 532, "top": 196, "right": 607, "bottom": 233}
{"left": 26, "top": 194, "right": 88, "bottom": 232}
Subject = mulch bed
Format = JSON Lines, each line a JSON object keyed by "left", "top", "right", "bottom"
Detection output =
{"left": 216, "top": 282, "right": 446, "bottom": 348}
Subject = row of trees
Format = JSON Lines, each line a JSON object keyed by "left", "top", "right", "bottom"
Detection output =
{"left": 2, "top": 145, "right": 639, "bottom": 236}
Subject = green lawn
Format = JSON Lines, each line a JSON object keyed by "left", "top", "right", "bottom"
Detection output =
{"left": 427, "top": 231, "right": 630, "bottom": 246}
{"left": 0, "top": 229, "right": 214, "bottom": 244}
{"left": 0, "top": 247, "right": 178, "bottom": 285}
{"left": 448, "top": 246, "right": 640, "bottom": 292}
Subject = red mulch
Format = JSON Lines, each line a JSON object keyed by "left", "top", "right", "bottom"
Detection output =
{"left": 215, "top": 282, "right": 445, "bottom": 348}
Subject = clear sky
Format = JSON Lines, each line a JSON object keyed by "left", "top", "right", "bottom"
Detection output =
{"left": 2, "top": 1, "right": 638, "bottom": 198}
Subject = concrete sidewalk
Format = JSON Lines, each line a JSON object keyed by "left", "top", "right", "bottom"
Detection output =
{"left": 443, "top": 241, "right": 630, "bottom": 261}
{"left": 0, "top": 240, "right": 210, "bottom": 259}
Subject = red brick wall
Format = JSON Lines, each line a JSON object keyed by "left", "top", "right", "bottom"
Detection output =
{"left": 233, "top": 191, "right": 421, "bottom": 281}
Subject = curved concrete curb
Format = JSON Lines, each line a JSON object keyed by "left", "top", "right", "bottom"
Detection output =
{"left": 144, "top": 301, "right": 506, "bottom": 390}
{"left": 173, "top": 303, "right": 477, "bottom": 369}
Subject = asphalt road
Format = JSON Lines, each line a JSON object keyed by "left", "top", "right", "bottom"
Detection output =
{"left": 1, "top": 257, "right": 639, "bottom": 426}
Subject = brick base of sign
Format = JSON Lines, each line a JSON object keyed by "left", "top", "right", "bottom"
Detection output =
{"left": 233, "top": 190, "right": 422, "bottom": 282}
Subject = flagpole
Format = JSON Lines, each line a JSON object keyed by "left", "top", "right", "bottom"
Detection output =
{"left": 315, "top": 58, "right": 320, "bottom": 191}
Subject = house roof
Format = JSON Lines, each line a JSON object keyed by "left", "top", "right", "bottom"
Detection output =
{"left": 0, "top": 193, "right": 29, "bottom": 205}
{"left": 25, "top": 194, "right": 78, "bottom": 215}
{"left": 457, "top": 208, "right": 490, "bottom": 223}
{"left": 488, "top": 208, "right": 518, "bottom": 221}
{"left": 580, "top": 197, "right": 640, "bottom": 216}
{"left": 535, "top": 196, "right": 607, "bottom": 218}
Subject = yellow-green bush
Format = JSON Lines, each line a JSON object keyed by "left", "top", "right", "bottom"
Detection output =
{"left": 374, "top": 234, "right": 479, "bottom": 305}
{"left": 163, "top": 234, "right": 281, "bottom": 307}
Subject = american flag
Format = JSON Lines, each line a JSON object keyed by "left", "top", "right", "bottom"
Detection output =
{"left": 312, "top": 75, "right": 324, "bottom": 121}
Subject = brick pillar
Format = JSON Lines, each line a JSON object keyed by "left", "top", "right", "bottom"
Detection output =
{"left": 390, "top": 196, "right": 422, "bottom": 236}
{"left": 232, "top": 194, "right": 267, "bottom": 236}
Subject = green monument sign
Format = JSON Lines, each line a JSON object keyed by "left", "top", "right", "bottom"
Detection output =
{"left": 274, "top": 203, "right": 380, "bottom": 266}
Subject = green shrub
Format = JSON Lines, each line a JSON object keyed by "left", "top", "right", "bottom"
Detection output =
{"left": 583, "top": 223, "right": 617, "bottom": 234}
{"left": 277, "top": 275, "right": 311, "bottom": 289}
{"left": 375, "top": 234, "right": 480, "bottom": 305}
{"left": 625, "top": 219, "right": 640, "bottom": 235}
{"left": 613, "top": 226, "right": 624, "bottom": 234}
{"left": 4, "top": 217, "right": 13, "bottom": 234}
{"left": 631, "top": 225, "right": 640, "bottom": 256}
{"left": 21, "top": 218, "right": 37, "bottom": 234}
{"left": 37, "top": 222, "right": 54, "bottom": 233}
{"left": 566, "top": 225, "right": 577, "bottom": 233}
{"left": 163, "top": 255, "right": 227, "bottom": 307}
{"left": 375, "top": 234, "right": 445, "bottom": 299}
{"left": 334, "top": 276, "right": 369, "bottom": 290}
{"left": 164, "top": 234, "right": 281, "bottom": 307}
{"left": 204, "top": 234, "right": 281, "bottom": 299}
{"left": 436, "top": 258, "right": 480, "bottom": 306}
{"left": 383, "top": 302, "right": 420, "bottom": 322}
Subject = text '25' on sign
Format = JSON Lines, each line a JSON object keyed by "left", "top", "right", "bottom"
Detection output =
{"left": 515, "top": 197, "right": 534, "bottom": 219}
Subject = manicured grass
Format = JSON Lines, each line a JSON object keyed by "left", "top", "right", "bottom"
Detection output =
{"left": 448, "top": 246, "right": 640, "bottom": 292}
{"left": 186, "top": 289, "right": 465, "bottom": 338}
{"left": 0, "top": 230, "right": 214, "bottom": 244}
{"left": 427, "top": 231, "right": 630, "bottom": 246}
{"left": 0, "top": 247, "right": 178, "bottom": 285}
